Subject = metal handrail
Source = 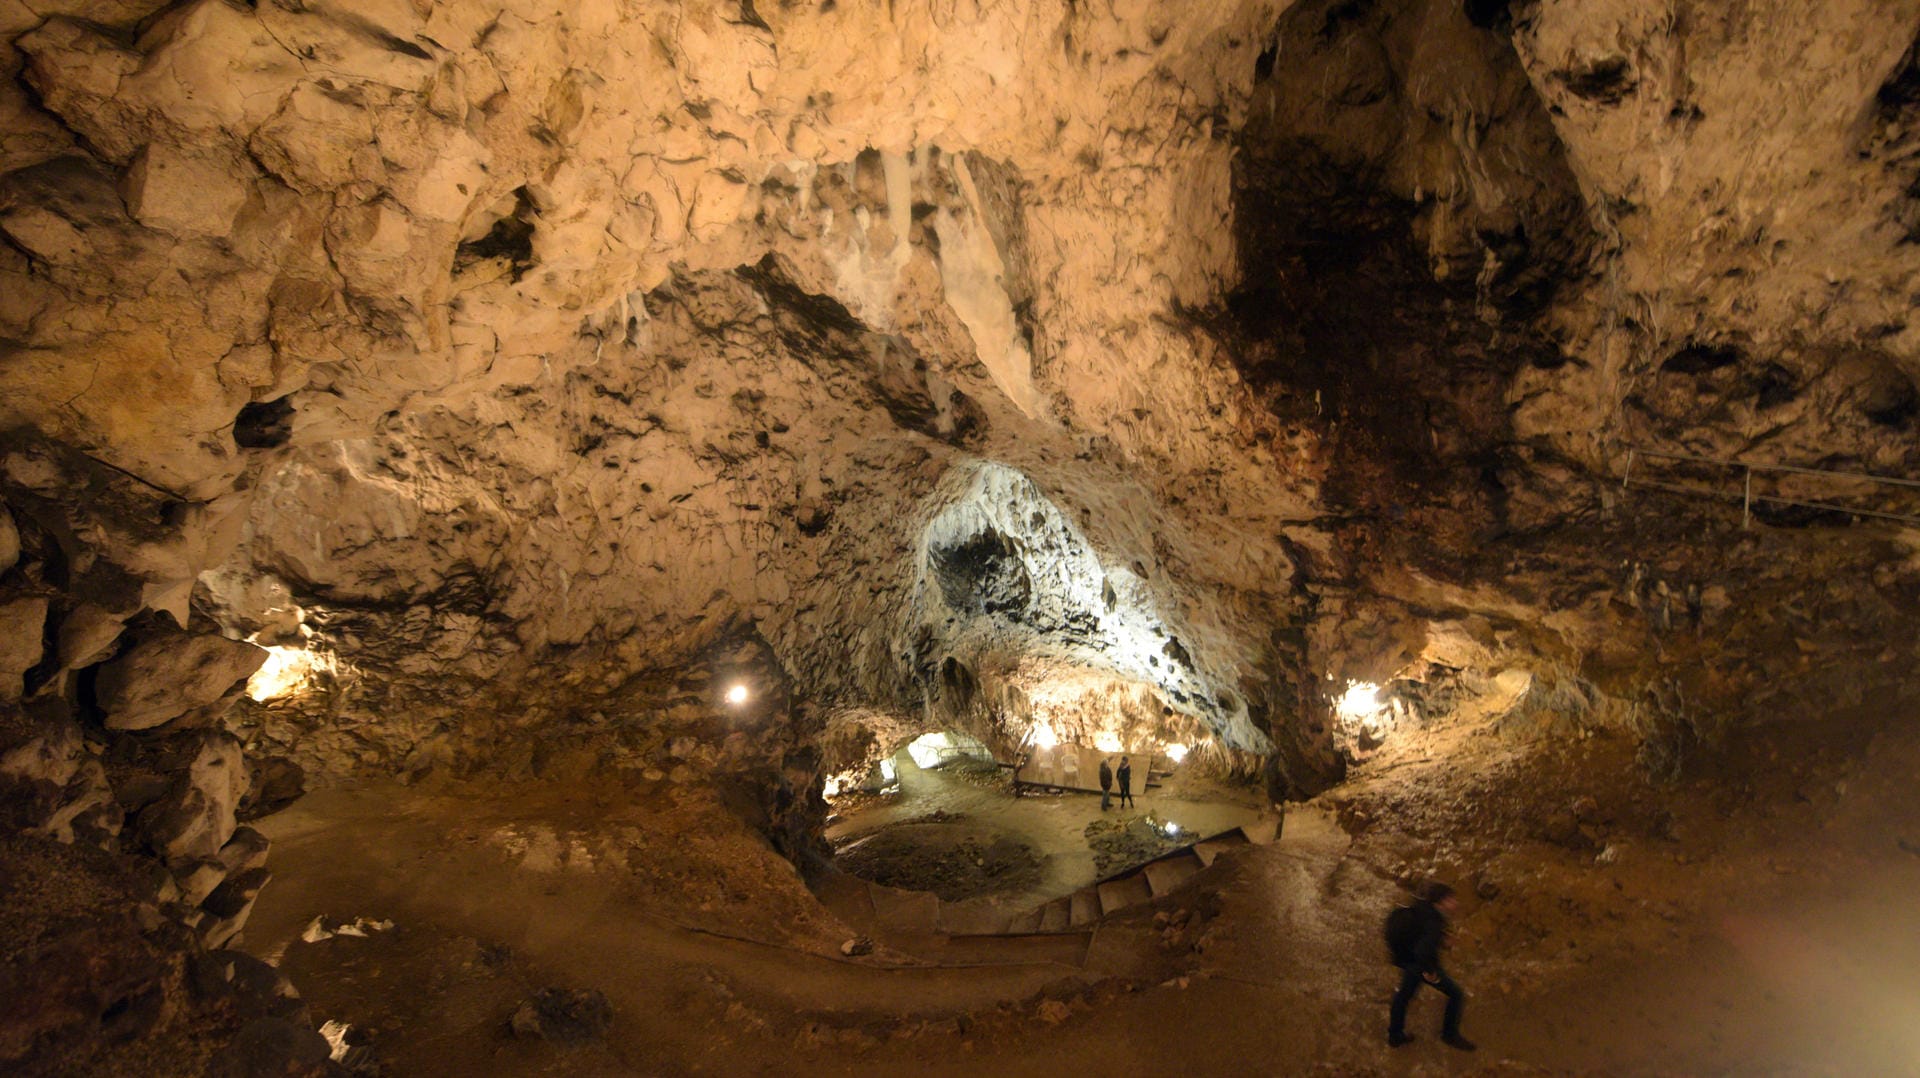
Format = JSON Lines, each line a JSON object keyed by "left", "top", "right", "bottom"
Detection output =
{"left": 1619, "top": 445, "right": 1920, "bottom": 528}
{"left": 1622, "top": 446, "right": 1920, "bottom": 491}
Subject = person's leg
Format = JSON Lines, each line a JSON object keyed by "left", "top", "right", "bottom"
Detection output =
{"left": 1434, "top": 972, "right": 1472, "bottom": 1049}
{"left": 1387, "top": 966, "right": 1423, "bottom": 1044}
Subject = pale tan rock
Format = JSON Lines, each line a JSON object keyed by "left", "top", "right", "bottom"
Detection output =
{"left": 138, "top": 732, "right": 249, "bottom": 862}
{"left": 121, "top": 144, "right": 251, "bottom": 238}
{"left": 95, "top": 630, "right": 266, "bottom": 732}
{"left": 58, "top": 604, "right": 126, "bottom": 671}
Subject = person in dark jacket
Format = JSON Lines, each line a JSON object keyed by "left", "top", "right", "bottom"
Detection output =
{"left": 1098, "top": 757, "right": 1114, "bottom": 811}
{"left": 1388, "top": 882, "right": 1474, "bottom": 1051}
{"left": 1115, "top": 757, "right": 1135, "bottom": 809}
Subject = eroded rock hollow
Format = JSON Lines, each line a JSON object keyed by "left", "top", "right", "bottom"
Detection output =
{"left": 6, "top": 0, "right": 1920, "bottom": 1073}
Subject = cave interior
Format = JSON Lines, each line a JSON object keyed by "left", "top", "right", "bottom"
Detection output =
{"left": 5, "top": 0, "right": 1920, "bottom": 1074}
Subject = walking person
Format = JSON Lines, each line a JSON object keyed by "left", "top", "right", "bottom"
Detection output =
{"left": 1384, "top": 882, "right": 1475, "bottom": 1051}
{"left": 1115, "top": 756, "right": 1134, "bottom": 809}
{"left": 1098, "top": 756, "right": 1114, "bottom": 811}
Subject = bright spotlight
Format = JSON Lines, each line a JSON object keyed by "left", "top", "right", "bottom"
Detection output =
{"left": 1335, "top": 681, "right": 1382, "bottom": 718}
{"left": 1093, "top": 732, "right": 1123, "bottom": 753}
{"left": 1163, "top": 821, "right": 1179, "bottom": 837}
{"left": 880, "top": 758, "right": 897, "bottom": 783}
{"left": 246, "top": 645, "right": 324, "bottom": 702}
{"left": 725, "top": 683, "right": 749, "bottom": 705}
{"left": 1164, "top": 742, "right": 1189, "bottom": 763}
{"left": 1032, "top": 724, "right": 1059, "bottom": 749}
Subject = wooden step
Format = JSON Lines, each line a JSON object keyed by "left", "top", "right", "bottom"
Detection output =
{"left": 1192, "top": 834, "right": 1246, "bottom": 868}
{"left": 1097, "top": 874, "right": 1153, "bottom": 916}
{"left": 938, "top": 903, "right": 1017, "bottom": 936}
{"left": 1004, "top": 906, "right": 1044, "bottom": 935}
{"left": 1069, "top": 887, "right": 1101, "bottom": 927}
{"left": 867, "top": 885, "right": 940, "bottom": 934}
{"left": 1142, "top": 853, "right": 1202, "bottom": 896}
{"left": 1241, "top": 816, "right": 1281, "bottom": 845}
{"left": 1038, "top": 897, "right": 1072, "bottom": 933}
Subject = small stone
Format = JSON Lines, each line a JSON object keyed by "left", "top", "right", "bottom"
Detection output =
{"left": 509, "top": 987, "right": 613, "bottom": 1044}
{"left": 840, "top": 936, "right": 873, "bottom": 956}
{"left": 1036, "top": 999, "right": 1071, "bottom": 1025}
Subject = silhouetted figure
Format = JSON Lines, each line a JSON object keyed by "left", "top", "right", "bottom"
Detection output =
{"left": 1098, "top": 757, "right": 1114, "bottom": 811}
{"left": 1385, "top": 882, "right": 1474, "bottom": 1051}
{"left": 1115, "top": 757, "right": 1134, "bottom": 809}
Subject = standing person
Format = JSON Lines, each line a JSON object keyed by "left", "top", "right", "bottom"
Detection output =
{"left": 1115, "top": 756, "right": 1134, "bottom": 809}
{"left": 1384, "top": 882, "right": 1474, "bottom": 1051}
{"left": 1098, "top": 756, "right": 1114, "bottom": 811}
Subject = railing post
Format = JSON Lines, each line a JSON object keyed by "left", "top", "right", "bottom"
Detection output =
{"left": 1743, "top": 467, "right": 1752, "bottom": 529}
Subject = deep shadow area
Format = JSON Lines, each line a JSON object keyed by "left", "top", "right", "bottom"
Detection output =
{"left": 1219, "top": 0, "right": 1593, "bottom": 542}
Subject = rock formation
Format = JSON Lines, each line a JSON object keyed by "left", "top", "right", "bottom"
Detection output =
{"left": 6, "top": 0, "right": 1920, "bottom": 1070}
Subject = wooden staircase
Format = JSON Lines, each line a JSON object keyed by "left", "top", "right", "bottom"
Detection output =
{"left": 943, "top": 815, "right": 1280, "bottom": 938}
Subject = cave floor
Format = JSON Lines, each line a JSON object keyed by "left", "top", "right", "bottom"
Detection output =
{"left": 244, "top": 707, "right": 1920, "bottom": 1076}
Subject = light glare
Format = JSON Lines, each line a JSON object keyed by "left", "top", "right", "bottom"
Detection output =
{"left": 906, "top": 732, "right": 951, "bottom": 769}
{"left": 1165, "top": 742, "right": 1189, "bottom": 762}
{"left": 246, "top": 645, "right": 325, "bottom": 702}
{"left": 1335, "top": 681, "right": 1383, "bottom": 718}
{"left": 725, "top": 683, "right": 749, "bottom": 705}
{"left": 1031, "top": 723, "right": 1059, "bottom": 749}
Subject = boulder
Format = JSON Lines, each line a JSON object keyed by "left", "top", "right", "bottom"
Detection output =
{"left": 203, "top": 866, "right": 270, "bottom": 920}
{"left": 57, "top": 603, "right": 126, "bottom": 670}
{"left": 0, "top": 720, "right": 120, "bottom": 847}
{"left": 0, "top": 503, "right": 17, "bottom": 573}
{"left": 199, "top": 866, "right": 271, "bottom": 948}
{"left": 217, "top": 825, "right": 271, "bottom": 875}
{"left": 190, "top": 950, "right": 309, "bottom": 1025}
{"left": 136, "top": 732, "right": 248, "bottom": 862}
{"left": 94, "top": 629, "right": 265, "bottom": 732}
{"left": 239, "top": 757, "right": 306, "bottom": 820}
{"left": 0, "top": 595, "right": 48, "bottom": 702}
{"left": 175, "top": 858, "right": 228, "bottom": 906}
{"left": 508, "top": 987, "right": 612, "bottom": 1044}
{"left": 204, "top": 1018, "right": 341, "bottom": 1078}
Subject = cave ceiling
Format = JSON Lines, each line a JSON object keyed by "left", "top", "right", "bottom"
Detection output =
{"left": 6, "top": 0, "right": 1920, "bottom": 800}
